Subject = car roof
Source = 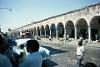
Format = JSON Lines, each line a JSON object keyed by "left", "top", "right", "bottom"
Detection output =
{"left": 15, "top": 38, "right": 31, "bottom": 46}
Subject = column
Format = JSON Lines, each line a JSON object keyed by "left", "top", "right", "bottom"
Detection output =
{"left": 36, "top": 30, "right": 38, "bottom": 36}
{"left": 64, "top": 28, "right": 66, "bottom": 40}
{"left": 45, "top": 30, "right": 46, "bottom": 38}
{"left": 75, "top": 26, "right": 77, "bottom": 40}
{"left": 88, "top": 25, "right": 91, "bottom": 42}
{"left": 50, "top": 29, "right": 51, "bottom": 38}
{"left": 56, "top": 29, "right": 58, "bottom": 39}
{"left": 20, "top": 30, "right": 22, "bottom": 38}
{"left": 32, "top": 31, "right": 34, "bottom": 36}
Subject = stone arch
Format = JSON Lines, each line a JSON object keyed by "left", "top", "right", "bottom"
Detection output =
{"left": 65, "top": 21, "right": 74, "bottom": 38}
{"left": 41, "top": 25, "right": 45, "bottom": 37}
{"left": 45, "top": 25, "right": 50, "bottom": 38}
{"left": 50, "top": 23, "right": 56, "bottom": 37}
{"left": 90, "top": 16, "right": 100, "bottom": 41}
{"left": 76, "top": 18, "right": 88, "bottom": 39}
{"left": 57, "top": 22, "right": 64, "bottom": 37}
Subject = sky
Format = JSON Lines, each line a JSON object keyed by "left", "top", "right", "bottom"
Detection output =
{"left": 0, "top": 0, "right": 100, "bottom": 32}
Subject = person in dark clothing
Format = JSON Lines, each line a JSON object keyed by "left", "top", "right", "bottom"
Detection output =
{"left": 19, "top": 40, "right": 43, "bottom": 67}
{"left": 0, "top": 33, "right": 18, "bottom": 67}
{"left": 0, "top": 33, "right": 12, "bottom": 67}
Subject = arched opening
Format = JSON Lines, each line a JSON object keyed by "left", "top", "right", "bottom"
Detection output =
{"left": 45, "top": 25, "right": 50, "bottom": 38}
{"left": 50, "top": 24, "right": 56, "bottom": 38}
{"left": 57, "top": 23, "right": 64, "bottom": 37}
{"left": 76, "top": 18, "right": 88, "bottom": 39}
{"left": 41, "top": 25, "right": 45, "bottom": 37}
{"left": 65, "top": 21, "right": 74, "bottom": 38}
{"left": 90, "top": 16, "right": 100, "bottom": 41}
{"left": 37, "top": 27, "right": 40, "bottom": 36}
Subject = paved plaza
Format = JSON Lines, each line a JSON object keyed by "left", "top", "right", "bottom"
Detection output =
{"left": 39, "top": 38, "right": 100, "bottom": 67}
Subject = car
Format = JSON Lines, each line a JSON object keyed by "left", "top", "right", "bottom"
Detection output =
{"left": 13, "top": 38, "right": 51, "bottom": 60}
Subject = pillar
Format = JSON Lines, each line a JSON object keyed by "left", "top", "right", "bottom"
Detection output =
{"left": 45, "top": 30, "right": 46, "bottom": 38}
{"left": 56, "top": 29, "right": 58, "bottom": 39}
{"left": 75, "top": 26, "right": 77, "bottom": 40}
{"left": 36, "top": 30, "right": 38, "bottom": 36}
{"left": 20, "top": 30, "right": 22, "bottom": 38}
{"left": 88, "top": 25, "right": 91, "bottom": 42}
{"left": 50, "top": 29, "right": 51, "bottom": 38}
{"left": 64, "top": 28, "right": 66, "bottom": 40}
{"left": 32, "top": 31, "right": 34, "bottom": 36}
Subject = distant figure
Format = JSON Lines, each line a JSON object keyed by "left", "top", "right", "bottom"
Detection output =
{"left": 84, "top": 62, "right": 97, "bottom": 67}
{"left": 19, "top": 40, "right": 43, "bottom": 67}
{"left": 76, "top": 41, "right": 84, "bottom": 67}
{"left": 49, "top": 36, "right": 51, "bottom": 41}
{"left": 0, "top": 33, "right": 12, "bottom": 67}
{"left": 79, "top": 36, "right": 83, "bottom": 43}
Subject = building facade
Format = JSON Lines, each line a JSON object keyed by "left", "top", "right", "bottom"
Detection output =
{"left": 11, "top": 3, "right": 100, "bottom": 42}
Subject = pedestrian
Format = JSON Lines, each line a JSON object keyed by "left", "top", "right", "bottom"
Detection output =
{"left": 76, "top": 41, "right": 84, "bottom": 67}
{"left": 49, "top": 36, "right": 51, "bottom": 41}
{"left": 79, "top": 36, "right": 83, "bottom": 43}
{"left": 0, "top": 33, "right": 12, "bottom": 67}
{"left": 19, "top": 40, "right": 43, "bottom": 67}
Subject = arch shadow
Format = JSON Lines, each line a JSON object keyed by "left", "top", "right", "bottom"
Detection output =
{"left": 84, "top": 62, "right": 97, "bottom": 67}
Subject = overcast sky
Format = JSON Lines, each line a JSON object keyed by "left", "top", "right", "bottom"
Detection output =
{"left": 0, "top": 0, "right": 100, "bottom": 32}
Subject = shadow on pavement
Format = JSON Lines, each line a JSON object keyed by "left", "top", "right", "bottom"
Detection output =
{"left": 42, "top": 59, "right": 58, "bottom": 67}
{"left": 84, "top": 62, "right": 97, "bottom": 67}
{"left": 42, "top": 46, "right": 68, "bottom": 55}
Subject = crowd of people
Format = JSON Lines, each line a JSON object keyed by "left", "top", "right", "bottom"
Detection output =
{"left": 0, "top": 32, "right": 43, "bottom": 67}
{"left": 0, "top": 32, "right": 98, "bottom": 67}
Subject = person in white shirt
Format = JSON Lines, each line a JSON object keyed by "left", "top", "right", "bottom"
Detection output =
{"left": 76, "top": 41, "right": 84, "bottom": 67}
{"left": 19, "top": 40, "right": 43, "bottom": 67}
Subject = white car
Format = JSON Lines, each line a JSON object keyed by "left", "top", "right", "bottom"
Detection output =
{"left": 13, "top": 38, "right": 51, "bottom": 60}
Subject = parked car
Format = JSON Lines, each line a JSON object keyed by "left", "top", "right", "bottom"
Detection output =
{"left": 13, "top": 38, "right": 51, "bottom": 60}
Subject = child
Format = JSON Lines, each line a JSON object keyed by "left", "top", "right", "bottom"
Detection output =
{"left": 76, "top": 41, "right": 84, "bottom": 67}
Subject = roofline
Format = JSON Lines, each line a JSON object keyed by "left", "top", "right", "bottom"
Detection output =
{"left": 13, "top": 3, "right": 100, "bottom": 31}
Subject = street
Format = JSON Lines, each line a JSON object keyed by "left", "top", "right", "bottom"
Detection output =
{"left": 39, "top": 39, "right": 100, "bottom": 67}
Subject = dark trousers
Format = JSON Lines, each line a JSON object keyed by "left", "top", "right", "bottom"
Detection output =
{"left": 77, "top": 55, "right": 83, "bottom": 67}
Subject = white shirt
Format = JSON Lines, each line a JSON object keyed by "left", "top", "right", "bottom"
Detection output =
{"left": 19, "top": 52, "right": 43, "bottom": 67}
{"left": 0, "top": 54, "right": 12, "bottom": 67}
{"left": 77, "top": 46, "right": 84, "bottom": 56}
{"left": 13, "top": 46, "right": 26, "bottom": 55}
